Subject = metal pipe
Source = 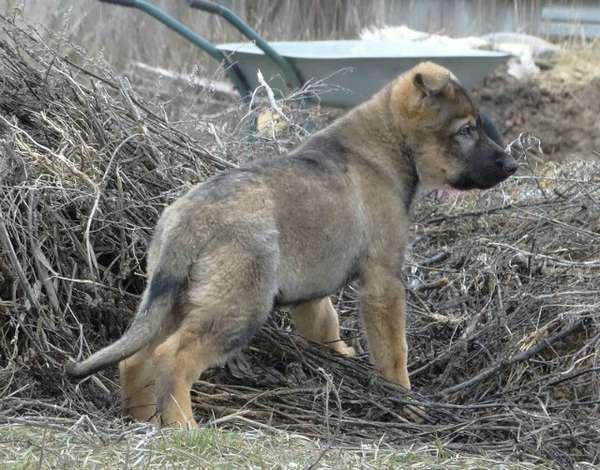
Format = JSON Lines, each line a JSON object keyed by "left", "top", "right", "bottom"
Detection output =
{"left": 187, "top": 0, "right": 304, "bottom": 91}
{"left": 99, "top": 0, "right": 251, "bottom": 98}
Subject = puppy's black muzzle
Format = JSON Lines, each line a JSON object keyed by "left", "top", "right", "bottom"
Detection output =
{"left": 476, "top": 142, "right": 517, "bottom": 188}
{"left": 450, "top": 137, "right": 518, "bottom": 191}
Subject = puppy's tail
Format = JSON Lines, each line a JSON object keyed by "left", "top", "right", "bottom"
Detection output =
{"left": 66, "top": 246, "right": 190, "bottom": 379}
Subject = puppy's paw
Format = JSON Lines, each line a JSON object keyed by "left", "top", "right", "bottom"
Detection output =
{"left": 331, "top": 341, "right": 356, "bottom": 357}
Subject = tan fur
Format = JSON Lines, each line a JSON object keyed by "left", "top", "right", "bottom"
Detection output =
{"left": 67, "top": 61, "right": 516, "bottom": 427}
{"left": 290, "top": 297, "right": 356, "bottom": 357}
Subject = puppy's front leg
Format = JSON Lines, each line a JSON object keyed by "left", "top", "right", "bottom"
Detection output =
{"left": 361, "top": 269, "right": 410, "bottom": 390}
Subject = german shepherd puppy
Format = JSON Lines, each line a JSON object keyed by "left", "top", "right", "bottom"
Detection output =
{"left": 67, "top": 62, "right": 517, "bottom": 427}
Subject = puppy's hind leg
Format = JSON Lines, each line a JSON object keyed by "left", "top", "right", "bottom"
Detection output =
{"left": 119, "top": 346, "right": 159, "bottom": 423}
{"left": 152, "top": 331, "right": 219, "bottom": 428}
{"left": 290, "top": 297, "right": 355, "bottom": 357}
{"left": 118, "top": 232, "right": 173, "bottom": 424}
{"left": 119, "top": 308, "right": 181, "bottom": 424}
{"left": 155, "top": 244, "right": 278, "bottom": 428}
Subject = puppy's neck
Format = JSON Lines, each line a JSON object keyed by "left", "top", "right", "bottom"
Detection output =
{"left": 334, "top": 87, "right": 420, "bottom": 210}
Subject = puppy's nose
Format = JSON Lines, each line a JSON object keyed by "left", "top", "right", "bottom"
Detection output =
{"left": 496, "top": 155, "right": 518, "bottom": 175}
{"left": 502, "top": 158, "right": 518, "bottom": 175}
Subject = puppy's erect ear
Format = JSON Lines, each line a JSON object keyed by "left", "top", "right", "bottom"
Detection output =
{"left": 413, "top": 70, "right": 451, "bottom": 97}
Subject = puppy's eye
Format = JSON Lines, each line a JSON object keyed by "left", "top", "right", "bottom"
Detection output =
{"left": 457, "top": 124, "right": 474, "bottom": 136}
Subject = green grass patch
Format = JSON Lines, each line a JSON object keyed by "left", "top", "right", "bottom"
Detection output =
{"left": 0, "top": 420, "right": 550, "bottom": 469}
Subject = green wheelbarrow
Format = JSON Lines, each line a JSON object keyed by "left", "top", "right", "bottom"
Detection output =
{"left": 100, "top": 0, "right": 510, "bottom": 108}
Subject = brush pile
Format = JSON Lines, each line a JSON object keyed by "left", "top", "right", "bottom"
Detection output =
{"left": 0, "top": 15, "right": 598, "bottom": 468}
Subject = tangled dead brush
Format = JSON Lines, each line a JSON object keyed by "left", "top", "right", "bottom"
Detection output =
{"left": 0, "top": 15, "right": 599, "bottom": 468}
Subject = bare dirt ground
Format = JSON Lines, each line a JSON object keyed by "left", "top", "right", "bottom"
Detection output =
{"left": 473, "top": 43, "right": 600, "bottom": 162}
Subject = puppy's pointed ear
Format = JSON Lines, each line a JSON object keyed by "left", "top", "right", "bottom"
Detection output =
{"left": 413, "top": 71, "right": 451, "bottom": 96}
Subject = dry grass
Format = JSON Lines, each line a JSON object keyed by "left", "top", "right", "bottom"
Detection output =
{"left": 1, "top": 0, "right": 382, "bottom": 74}
{"left": 0, "top": 417, "right": 549, "bottom": 469}
{"left": 546, "top": 40, "right": 600, "bottom": 86}
{"left": 1, "top": 13, "right": 600, "bottom": 469}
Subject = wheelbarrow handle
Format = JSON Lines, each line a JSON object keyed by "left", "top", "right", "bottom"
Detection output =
{"left": 187, "top": 0, "right": 304, "bottom": 90}
{"left": 97, "top": 0, "right": 251, "bottom": 99}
